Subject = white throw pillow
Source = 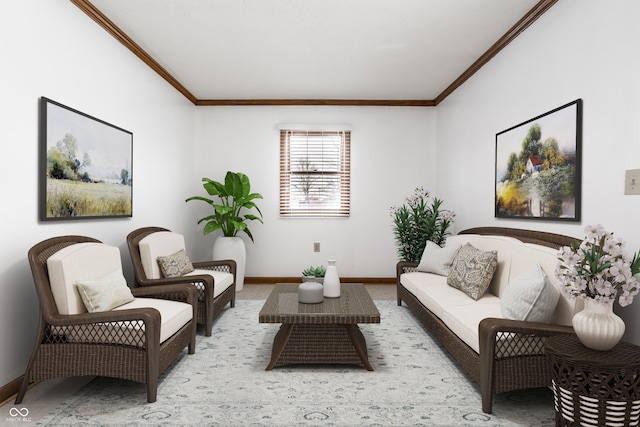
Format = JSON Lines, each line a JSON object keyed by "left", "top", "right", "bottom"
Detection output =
{"left": 501, "top": 264, "right": 560, "bottom": 322}
{"left": 416, "top": 240, "right": 462, "bottom": 276}
{"left": 76, "top": 270, "right": 135, "bottom": 313}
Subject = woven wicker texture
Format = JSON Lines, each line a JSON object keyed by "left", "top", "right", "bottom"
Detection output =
{"left": 127, "top": 226, "right": 236, "bottom": 336}
{"left": 259, "top": 283, "right": 380, "bottom": 370}
{"left": 15, "top": 235, "right": 197, "bottom": 404}
{"left": 546, "top": 334, "right": 640, "bottom": 427}
{"left": 259, "top": 283, "right": 380, "bottom": 324}
{"left": 397, "top": 227, "right": 577, "bottom": 414}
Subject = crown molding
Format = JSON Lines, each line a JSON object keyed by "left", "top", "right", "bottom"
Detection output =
{"left": 196, "top": 99, "right": 435, "bottom": 107}
{"left": 72, "top": 0, "right": 556, "bottom": 107}
{"left": 434, "top": 0, "right": 557, "bottom": 105}
{"left": 70, "top": 0, "right": 198, "bottom": 105}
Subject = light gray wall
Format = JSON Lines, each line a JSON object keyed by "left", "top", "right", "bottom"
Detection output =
{"left": 0, "top": 2, "right": 196, "bottom": 387}
{"left": 435, "top": 0, "right": 640, "bottom": 343}
{"left": 187, "top": 106, "right": 436, "bottom": 278}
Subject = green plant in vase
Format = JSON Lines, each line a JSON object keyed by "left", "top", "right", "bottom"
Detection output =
{"left": 186, "top": 171, "right": 263, "bottom": 241}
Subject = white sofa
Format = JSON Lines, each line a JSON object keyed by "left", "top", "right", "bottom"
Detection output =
{"left": 396, "top": 227, "right": 578, "bottom": 414}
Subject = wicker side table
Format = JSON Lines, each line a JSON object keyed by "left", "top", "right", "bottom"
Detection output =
{"left": 545, "top": 334, "right": 640, "bottom": 427}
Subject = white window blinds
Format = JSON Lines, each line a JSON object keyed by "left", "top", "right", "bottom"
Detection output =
{"left": 280, "top": 129, "right": 351, "bottom": 217}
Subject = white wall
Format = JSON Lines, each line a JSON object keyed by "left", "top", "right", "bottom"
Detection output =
{"left": 188, "top": 107, "right": 436, "bottom": 278}
{"left": 436, "top": 0, "right": 640, "bottom": 343}
{"left": 0, "top": 2, "right": 195, "bottom": 388}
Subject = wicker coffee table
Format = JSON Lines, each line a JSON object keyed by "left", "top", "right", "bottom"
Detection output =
{"left": 259, "top": 283, "right": 380, "bottom": 371}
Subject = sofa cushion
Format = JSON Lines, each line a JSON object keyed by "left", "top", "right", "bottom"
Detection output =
{"left": 76, "top": 269, "right": 134, "bottom": 313}
{"left": 401, "top": 271, "right": 499, "bottom": 319}
{"left": 139, "top": 231, "right": 187, "bottom": 279}
{"left": 157, "top": 249, "right": 195, "bottom": 278}
{"left": 447, "top": 243, "right": 498, "bottom": 300}
{"left": 467, "top": 235, "right": 519, "bottom": 297}
{"left": 501, "top": 264, "right": 559, "bottom": 322}
{"left": 416, "top": 240, "right": 461, "bottom": 276}
{"left": 441, "top": 301, "right": 504, "bottom": 353}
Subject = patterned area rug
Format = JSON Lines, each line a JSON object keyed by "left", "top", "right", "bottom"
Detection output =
{"left": 36, "top": 300, "right": 555, "bottom": 426}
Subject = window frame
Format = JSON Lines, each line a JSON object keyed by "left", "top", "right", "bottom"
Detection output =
{"left": 279, "top": 129, "right": 351, "bottom": 218}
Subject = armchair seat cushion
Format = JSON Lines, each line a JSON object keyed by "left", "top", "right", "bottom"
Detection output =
{"left": 56, "top": 298, "right": 193, "bottom": 347}
{"left": 115, "top": 297, "right": 193, "bottom": 344}
{"left": 185, "top": 269, "right": 234, "bottom": 298}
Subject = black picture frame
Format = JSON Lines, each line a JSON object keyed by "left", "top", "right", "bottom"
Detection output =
{"left": 39, "top": 97, "right": 133, "bottom": 220}
{"left": 495, "top": 99, "right": 582, "bottom": 221}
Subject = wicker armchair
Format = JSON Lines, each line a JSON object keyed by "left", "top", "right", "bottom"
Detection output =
{"left": 15, "top": 235, "right": 197, "bottom": 404}
{"left": 127, "top": 227, "right": 236, "bottom": 336}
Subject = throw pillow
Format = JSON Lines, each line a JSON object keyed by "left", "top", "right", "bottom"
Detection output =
{"left": 447, "top": 243, "right": 498, "bottom": 300}
{"left": 501, "top": 264, "right": 560, "bottom": 322}
{"left": 416, "top": 240, "right": 462, "bottom": 276}
{"left": 157, "top": 249, "right": 195, "bottom": 278}
{"left": 76, "top": 270, "right": 134, "bottom": 313}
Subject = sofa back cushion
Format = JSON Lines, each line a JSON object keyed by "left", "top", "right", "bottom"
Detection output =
{"left": 47, "top": 243, "right": 124, "bottom": 315}
{"left": 139, "top": 231, "right": 186, "bottom": 279}
{"left": 448, "top": 235, "right": 521, "bottom": 297}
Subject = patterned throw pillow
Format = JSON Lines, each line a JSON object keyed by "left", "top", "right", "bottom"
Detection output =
{"left": 447, "top": 243, "right": 498, "bottom": 300}
{"left": 157, "top": 249, "right": 195, "bottom": 278}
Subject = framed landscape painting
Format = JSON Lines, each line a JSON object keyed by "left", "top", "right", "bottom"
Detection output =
{"left": 495, "top": 99, "right": 582, "bottom": 221}
{"left": 39, "top": 97, "right": 133, "bottom": 220}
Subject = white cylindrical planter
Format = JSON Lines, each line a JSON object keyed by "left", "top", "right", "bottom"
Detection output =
{"left": 213, "top": 236, "right": 246, "bottom": 292}
{"left": 323, "top": 259, "right": 340, "bottom": 298}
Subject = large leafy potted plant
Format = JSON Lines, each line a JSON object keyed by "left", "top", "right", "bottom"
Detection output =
{"left": 186, "top": 171, "right": 263, "bottom": 290}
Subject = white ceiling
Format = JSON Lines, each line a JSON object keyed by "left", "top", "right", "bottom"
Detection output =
{"left": 85, "top": 0, "right": 545, "bottom": 103}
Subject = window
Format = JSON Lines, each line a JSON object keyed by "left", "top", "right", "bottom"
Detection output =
{"left": 280, "top": 129, "right": 351, "bottom": 217}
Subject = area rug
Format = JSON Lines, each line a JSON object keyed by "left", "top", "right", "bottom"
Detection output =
{"left": 35, "top": 300, "right": 555, "bottom": 426}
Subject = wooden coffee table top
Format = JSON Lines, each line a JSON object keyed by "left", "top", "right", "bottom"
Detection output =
{"left": 259, "top": 283, "right": 380, "bottom": 325}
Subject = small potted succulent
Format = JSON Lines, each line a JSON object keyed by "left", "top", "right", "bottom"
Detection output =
{"left": 302, "top": 265, "right": 326, "bottom": 284}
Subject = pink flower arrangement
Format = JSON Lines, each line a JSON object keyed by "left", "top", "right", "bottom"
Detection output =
{"left": 556, "top": 224, "right": 640, "bottom": 306}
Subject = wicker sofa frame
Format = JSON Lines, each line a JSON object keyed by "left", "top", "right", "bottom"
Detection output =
{"left": 396, "top": 227, "right": 578, "bottom": 413}
{"left": 127, "top": 226, "right": 236, "bottom": 336}
{"left": 16, "top": 235, "right": 197, "bottom": 404}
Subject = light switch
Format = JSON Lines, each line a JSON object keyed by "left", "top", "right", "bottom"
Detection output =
{"left": 625, "top": 169, "right": 640, "bottom": 195}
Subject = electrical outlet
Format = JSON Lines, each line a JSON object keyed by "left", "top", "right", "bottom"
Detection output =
{"left": 625, "top": 169, "right": 640, "bottom": 195}
{"left": 314, "top": 242, "right": 320, "bottom": 252}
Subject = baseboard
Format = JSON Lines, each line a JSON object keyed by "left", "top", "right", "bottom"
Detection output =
{"left": 0, "top": 376, "right": 22, "bottom": 406}
{"left": 245, "top": 277, "right": 395, "bottom": 284}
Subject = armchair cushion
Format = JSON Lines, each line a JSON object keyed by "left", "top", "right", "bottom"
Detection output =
{"left": 139, "top": 232, "right": 187, "bottom": 279}
{"left": 157, "top": 249, "right": 194, "bottom": 278}
{"left": 48, "top": 243, "right": 124, "bottom": 315}
{"left": 61, "top": 297, "right": 193, "bottom": 347}
{"left": 113, "top": 297, "right": 193, "bottom": 344}
{"left": 76, "top": 269, "right": 134, "bottom": 312}
{"left": 185, "top": 269, "right": 234, "bottom": 298}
